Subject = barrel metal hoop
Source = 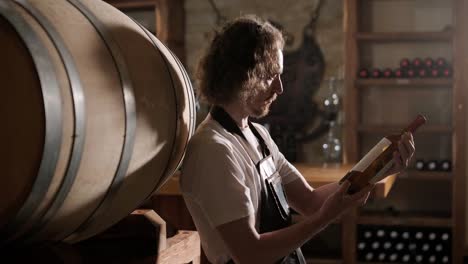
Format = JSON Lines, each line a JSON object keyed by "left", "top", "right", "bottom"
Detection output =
{"left": 61, "top": 0, "right": 137, "bottom": 241}
{"left": 132, "top": 22, "right": 182, "bottom": 195}
{"left": 0, "top": 0, "right": 62, "bottom": 240}
{"left": 167, "top": 49, "right": 197, "bottom": 159}
{"left": 12, "top": 0, "right": 87, "bottom": 242}
{"left": 155, "top": 49, "right": 196, "bottom": 190}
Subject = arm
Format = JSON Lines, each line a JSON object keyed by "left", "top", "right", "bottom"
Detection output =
{"left": 217, "top": 182, "right": 373, "bottom": 264}
{"left": 284, "top": 132, "right": 415, "bottom": 216}
{"left": 283, "top": 178, "right": 340, "bottom": 217}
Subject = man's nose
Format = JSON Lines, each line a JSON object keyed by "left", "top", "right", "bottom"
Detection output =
{"left": 274, "top": 76, "right": 283, "bottom": 94}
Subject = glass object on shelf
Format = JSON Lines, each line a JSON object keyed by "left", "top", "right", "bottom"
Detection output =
{"left": 322, "top": 77, "right": 340, "bottom": 121}
{"left": 322, "top": 121, "right": 342, "bottom": 166}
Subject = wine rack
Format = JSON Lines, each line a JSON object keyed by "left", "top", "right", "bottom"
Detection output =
{"left": 357, "top": 225, "right": 451, "bottom": 263}
{"left": 343, "top": 0, "right": 467, "bottom": 263}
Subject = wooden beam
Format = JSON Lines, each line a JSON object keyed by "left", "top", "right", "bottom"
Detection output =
{"left": 155, "top": 0, "right": 186, "bottom": 63}
{"left": 452, "top": 0, "right": 467, "bottom": 262}
{"left": 157, "top": 231, "right": 201, "bottom": 264}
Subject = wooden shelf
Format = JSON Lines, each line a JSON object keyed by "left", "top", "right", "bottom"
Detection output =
{"left": 358, "top": 213, "right": 452, "bottom": 227}
{"left": 159, "top": 164, "right": 396, "bottom": 199}
{"left": 357, "top": 125, "right": 452, "bottom": 134}
{"left": 356, "top": 31, "right": 453, "bottom": 42}
{"left": 305, "top": 258, "right": 341, "bottom": 264}
{"left": 356, "top": 78, "right": 453, "bottom": 87}
{"left": 398, "top": 170, "right": 452, "bottom": 181}
{"left": 105, "top": 0, "right": 156, "bottom": 9}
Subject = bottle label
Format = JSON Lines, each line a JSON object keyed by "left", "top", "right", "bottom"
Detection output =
{"left": 370, "top": 159, "right": 394, "bottom": 184}
{"left": 351, "top": 138, "right": 392, "bottom": 174}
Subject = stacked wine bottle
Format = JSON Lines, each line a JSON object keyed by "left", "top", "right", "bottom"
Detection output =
{"left": 357, "top": 225, "right": 451, "bottom": 263}
{"left": 415, "top": 159, "right": 452, "bottom": 172}
{"left": 358, "top": 57, "right": 453, "bottom": 79}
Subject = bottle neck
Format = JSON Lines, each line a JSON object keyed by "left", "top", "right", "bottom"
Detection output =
{"left": 401, "top": 115, "right": 427, "bottom": 134}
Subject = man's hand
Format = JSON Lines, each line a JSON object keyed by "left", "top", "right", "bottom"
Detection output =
{"left": 386, "top": 132, "right": 416, "bottom": 176}
{"left": 319, "top": 181, "right": 374, "bottom": 223}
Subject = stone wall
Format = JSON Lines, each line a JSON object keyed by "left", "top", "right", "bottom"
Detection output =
{"left": 185, "top": 0, "right": 345, "bottom": 163}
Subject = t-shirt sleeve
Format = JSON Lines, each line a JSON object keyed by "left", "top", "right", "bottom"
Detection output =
{"left": 181, "top": 141, "right": 255, "bottom": 227}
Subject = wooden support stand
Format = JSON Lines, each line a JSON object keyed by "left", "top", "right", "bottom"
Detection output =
{"left": 1, "top": 209, "right": 200, "bottom": 264}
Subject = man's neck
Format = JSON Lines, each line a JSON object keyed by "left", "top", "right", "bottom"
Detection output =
{"left": 221, "top": 102, "right": 249, "bottom": 129}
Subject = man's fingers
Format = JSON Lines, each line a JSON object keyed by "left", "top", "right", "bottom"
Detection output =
{"left": 398, "top": 141, "right": 409, "bottom": 167}
{"left": 349, "top": 184, "right": 374, "bottom": 200}
{"left": 338, "top": 180, "right": 351, "bottom": 194}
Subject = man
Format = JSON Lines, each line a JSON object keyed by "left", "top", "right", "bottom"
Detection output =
{"left": 180, "top": 15, "right": 415, "bottom": 264}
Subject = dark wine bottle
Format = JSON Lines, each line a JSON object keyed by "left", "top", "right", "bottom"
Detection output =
{"left": 394, "top": 68, "right": 404, "bottom": 78}
{"left": 426, "top": 160, "right": 438, "bottom": 171}
{"left": 383, "top": 68, "right": 393, "bottom": 78}
{"left": 424, "top": 57, "right": 434, "bottom": 68}
{"left": 389, "top": 253, "right": 398, "bottom": 262}
{"left": 442, "top": 67, "right": 453, "bottom": 78}
{"left": 436, "top": 57, "right": 447, "bottom": 68}
{"left": 340, "top": 115, "right": 427, "bottom": 194}
{"left": 417, "top": 68, "right": 428, "bottom": 78}
{"left": 430, "top": 68, "right": 441, "bottom": 78}
{"left": 371, "top": 68, "right": 382, "bottom": 78}
{"left": 406, "top": 68, "right": 416, "bottom": 78}
{"left": 402, "top": 254, "right": 411, "bottom": 263}
{"left": 438, "top": 160, "right": 452, "bottom": 171}
{"left": 358, "top": 68, "right": 369, "bottom": 78}
{"left": 400, "top": 58, "right": 411, "bottom": 68}
{"left": 412, "top": 57, "right": 423, "bottom": 68}
{"left": 415, "top": 159, "right": 425, "bottom": 171}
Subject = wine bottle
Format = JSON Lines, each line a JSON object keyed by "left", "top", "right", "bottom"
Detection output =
{"left": 442, "top": 67, "right": 453, "bottom": 78}
{"left": 436, "top": 57, "right": 447, "bottom": 68}
{"left": 417, "top": 68, "right": 428, "bottom": 78}
{"left": 358, "top": 68, "right": 369, "bottom": 78}
{"left": 383, "top": 68, "right": 393, "bottom": 78}
{"left": 365, "top": 252, "right": 374, "bottom": 261}
{"left": 426, "top": 160, "right": 438, "bottom": 171}
{"left": 438, "top": 160, "right": 452, "bottom": 171}
{"left": 424, "top": 57, "right": 434, "bottom": 68}
{"left": 400, "top": 58, "right": 410, "bottom": 68}
{"left": 378, "top": 252, "right": 386, "bottom": 262}
{"left": 415, "top": 159, "right": 425, "bottom": 171}
{"left": 394, "top": 68, "right": 404, "bottom": 78}
{"left": 412, "top": 57, "right": 423, "bottom": 68}
{"left": 340, "top": 115, "right": 427, "bottom": 194}
{"left": 430, "top": 68, "right": 441, "bottom": 78}
{"left": 371, "top": 68, "right": 382, "bottom": 78}
{"left": 402, "top": 254, "right": 411, "bottom": 263}
{"left": 415, "top": 254, "right": 424, "bottom": 263}
{"left": 406, "top": 68, "right": 416, "bottom": 78}
{"left": 389, "top": 253, "right": 398, "bottom": 262}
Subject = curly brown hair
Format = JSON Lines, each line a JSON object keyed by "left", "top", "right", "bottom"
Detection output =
{"left": 196, "top": 15, "right": 284, "bottom": 105}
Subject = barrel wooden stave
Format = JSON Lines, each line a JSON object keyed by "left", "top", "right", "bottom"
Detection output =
{"left": 0, "top": 0, "right": 195, "bottom": 244}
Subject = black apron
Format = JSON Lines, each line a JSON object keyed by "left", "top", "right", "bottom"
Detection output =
{"left": 210, "top": 106, "right": 306, "bottom": 264}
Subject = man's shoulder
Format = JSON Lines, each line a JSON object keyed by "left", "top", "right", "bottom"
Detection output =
{"left": 187, "top": 119, "right": 236, "bottom": 154}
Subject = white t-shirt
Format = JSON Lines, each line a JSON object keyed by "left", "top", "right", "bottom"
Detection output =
{"left": 180, "top": 114, "right": 305, "bottom": 263}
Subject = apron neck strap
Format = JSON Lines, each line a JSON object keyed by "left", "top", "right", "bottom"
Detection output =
{"left": 210, "top": 106, "right": 271, "bottom": 157}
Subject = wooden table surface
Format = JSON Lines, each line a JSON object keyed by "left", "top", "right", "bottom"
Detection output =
{"left": 158, "top": 163, "right": 396, "bottom": 198}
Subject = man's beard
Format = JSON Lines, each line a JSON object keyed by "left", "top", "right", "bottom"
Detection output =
{"left": 248, "top": 100, "right": 271, "bottom": 118}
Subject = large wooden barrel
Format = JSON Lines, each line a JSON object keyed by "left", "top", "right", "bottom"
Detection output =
{"left": 0, "top": 0, "right": 195, "bottom": 243}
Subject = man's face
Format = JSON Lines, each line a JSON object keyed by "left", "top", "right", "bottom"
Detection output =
{"left": 247, "top": 49, "right": 284, "bottom": 118}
